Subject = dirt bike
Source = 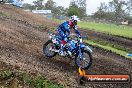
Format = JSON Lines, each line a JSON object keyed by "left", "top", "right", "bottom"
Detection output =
{"left": 43, "top": 31, "right": 93, "bottom": 70}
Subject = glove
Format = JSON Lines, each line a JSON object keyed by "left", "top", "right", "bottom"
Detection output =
{"left": 64, "top": 37, "right": 68, "bottom": 42}
{"left": 74, "top": 34, "right": 81, "bottom": 38}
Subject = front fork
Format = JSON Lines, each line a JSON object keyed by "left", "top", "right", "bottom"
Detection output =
{"left": 78, "top": 47, "right": 84, "bottom": 60}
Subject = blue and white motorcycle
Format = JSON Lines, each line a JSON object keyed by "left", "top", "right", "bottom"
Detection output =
{"left": 43, "top": 31, "right": 93, "bottom": 70}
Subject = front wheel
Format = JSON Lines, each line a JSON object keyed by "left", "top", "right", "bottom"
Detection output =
{"left": 43, "top": 40, "right": 57, "bottom": 58}
{"left": 75, "top": 50, "right": 92, "bottom": 70}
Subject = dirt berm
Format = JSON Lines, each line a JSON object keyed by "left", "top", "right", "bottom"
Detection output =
{"left": 0, "top": 4, "right": 131, "bottom": 88}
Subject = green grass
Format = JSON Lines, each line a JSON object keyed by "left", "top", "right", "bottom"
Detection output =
{"left": 0, "top": 70, "right": 63, "bottom": 88}
{"left": 0, "top": 70, "right": 13, "bottom": 79}
{"left": 78, "top": 21, "right": 132, "bottom": 38}
{"left": 88, "top": 39, "right": 131, "bottom": 53}
{"left": 19, "top": 72, "right": 63, "bottom": 88}
{"left": 0, "top": 11, "right": 15, "bottom": 19}
{"left": 85, "top": 40, "right": 130, "bottom": 58}
{"left": 0, "top": 12, "right": 8, "bottom": 16}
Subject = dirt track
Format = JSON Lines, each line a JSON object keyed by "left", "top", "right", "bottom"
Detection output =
{"left": 0, "top": 4, "right": 132, "bottom": 88}
{"left": 79, "top": 29, "right": 132, "bottom": 53}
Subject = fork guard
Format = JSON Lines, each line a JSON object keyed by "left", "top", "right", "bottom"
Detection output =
{"left": 84, "top": 46, "right": 93, "bottom": 53}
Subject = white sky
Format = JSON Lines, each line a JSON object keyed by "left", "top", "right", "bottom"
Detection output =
{"left": 23, "top": 0, "right": 112, "bottom": 15}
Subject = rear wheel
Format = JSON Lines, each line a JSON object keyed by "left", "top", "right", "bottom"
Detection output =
{"left": 75, "top": 50, "right": 92, "bottom": 70}
{"left": 43, "top": 40, "right": 57, "bottom": 58}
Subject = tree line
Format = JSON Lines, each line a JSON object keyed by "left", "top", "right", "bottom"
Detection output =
{"left": 22, "top": 0, "right": 86, "bottom": 18}
{"left": 92, "top": 0, "right": 132, "bottom": 22}
{"left": 5, "top": 0, "right": 132, "bottom": 22}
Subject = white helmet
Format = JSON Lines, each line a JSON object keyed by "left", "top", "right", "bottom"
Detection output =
{"left": 71, "top": 15, "right": 80, "bottom": 22}
{"left": 70, "top": 15, "right": 80, "bottom": 25}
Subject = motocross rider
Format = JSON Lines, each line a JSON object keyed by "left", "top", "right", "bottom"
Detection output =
{"left": 57, "top": 15, "right": 80, "bottom": 56}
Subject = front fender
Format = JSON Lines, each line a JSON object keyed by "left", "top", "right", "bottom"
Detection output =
{"left": 81, "top": 44, "right": 92, "bottom": 53}
{"left": 85, "top": 46, "right": 93, "bottom": 53}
